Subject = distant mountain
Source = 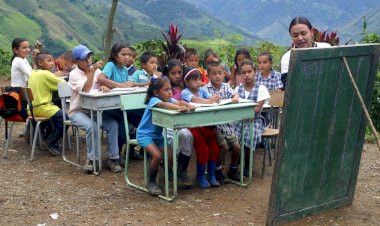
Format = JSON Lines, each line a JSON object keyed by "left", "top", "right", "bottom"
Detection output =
{"left": 0, "top": 0, "right": 261, "bottom": 56}
{"left": 183, "top": 0, "right": 380, "bottom": 45}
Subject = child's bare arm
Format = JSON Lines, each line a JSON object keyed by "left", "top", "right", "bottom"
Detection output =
{"left": 156, "top": 102, "right": 188, "bottom": 112}
{"left": 191, "top": 94, "right": 220, "bottom": 104}
{"left": 255, "top": 100, "right": 265, "bottom": 113}
{"left": 231, "top": 93, "right": 239, "bottom": 103}
{"left": 176, "top": 100, "right": 196, "bottom": 111}
{"left": 131, "top": 82, "right": 149, "bottom": 87}
{"left": 83, "top": 60, "right": 103, "bottom": 92}
{"left": 98, "top": 74, "right": 133, "bottom": 88}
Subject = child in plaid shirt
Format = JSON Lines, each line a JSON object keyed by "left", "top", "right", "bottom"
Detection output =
{"left": 235, "top": 59, "right": 270, "bottom": 175}
{"left": 256, "top": 52, "right": 283, "bottom": 91}
{"left": 204, "top": 61, "right": 241, "bottom": 183}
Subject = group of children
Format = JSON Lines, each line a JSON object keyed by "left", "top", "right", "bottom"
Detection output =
{"left": 10, "top": 37, "right": 283, "bottom": 196}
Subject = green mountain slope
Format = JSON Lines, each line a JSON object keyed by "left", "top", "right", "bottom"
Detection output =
{"left": 184, "top": 0, "right": 380, "bottom": 45}
{"left": 0, "top": 0, "right": 261, "bottom": 56}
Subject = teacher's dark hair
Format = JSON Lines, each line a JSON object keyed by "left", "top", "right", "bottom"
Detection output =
{"left": 288, "top": 16, "right": 313, "bottom": 33}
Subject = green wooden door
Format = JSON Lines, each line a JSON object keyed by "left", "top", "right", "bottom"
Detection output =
{"left": 267, "top": 44, "right": 380, "bottom": 225}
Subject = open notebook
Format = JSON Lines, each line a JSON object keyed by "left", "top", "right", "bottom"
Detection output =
{"left": 190, "top": 98, "right": 253, "bottom": 107}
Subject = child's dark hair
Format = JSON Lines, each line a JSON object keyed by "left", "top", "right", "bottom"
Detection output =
{"left": 35, "top": 52, "right": 52, "bottom": 69}
{"left": 145, "top": 77, "right": 170, "bottom": 104}
{"left": 288, "top": 16, "right": 313, "bottom": 33}
{"left": 184, "top": 48, "right": 199, "bottom": 59}
{"left": 163, "top": 59, "right": 183, "bottom": 76}
{"left": 234, "top": 48, "right": 252, "bottom": 75}
{"left": 258, "top": 51, "right": 273, "bottom": 63}
{"left": 141, "top": 52, "right": 156, "bottom": 65}
{"left": 128, "top": 46, "right": 137, "bottom": 57}
{"left": 203, "top": 49, "right": 217, "bottom": 61}
{"left": 238, "top": 59, "right": 256, "bottom": 74}
{"left": 183, "top": 66, "right": 201, "bottom": 84}
{"left": 108, "top": 43, "right": 129, "bottom": 64}
{"left": 62, "top": 51, "right": 73, "bottom": 61}
{"left": 206, "top": 60, "right": 223, "bottom": 74}
{"left": 11, "top": 37, "right": 28, "bottom": 64}
{"left": 234, "top": 48, "right": 252, "bottom": 67}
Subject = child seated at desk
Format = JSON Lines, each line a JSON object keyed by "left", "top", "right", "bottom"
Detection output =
{"left": 181, "top": 66, "right": 221, "bottom": 188}
{"left": 256, "top": 51, "right": 283, "bottom": 127}
{"left": 204, "top": 61, "right": 241, "bottom": 183}
{"left": 128, "top": 52, "right": 160, "bottom": 87}
{"left": 256, "top": 51, "right": 283, "bottom": 91}
{"left": 52, "top": 51, "right": 74, "bottom": 78}
{"left": 137, "top": 77, "right": 194, "bottom": 195}
{"left": 234, "top": 59, "right": 270, "bottom": 175}
{"left": 163, "top": 59, "right": 194, "bottom": 188}
{"left": 68, "top": 44, "right": 122, "bottom": 173}
{"left": 28, "top": 53, "right": 67, "bottom": 156}
{"left": 126, "top": 46, "right": 137, "bottom": 76}
{"left": 183, "top": 48, "right": 208, "bottom": 85}
{"left": 97, "top": 43, "right": 143, "bottom": 161}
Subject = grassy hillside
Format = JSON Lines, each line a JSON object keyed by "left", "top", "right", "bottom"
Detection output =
{"left": 0, "top": 0, "right": 261, "bottom": 57}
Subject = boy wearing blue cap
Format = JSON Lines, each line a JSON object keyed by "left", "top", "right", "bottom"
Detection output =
{"left": 68, "top": 44, "right": 122, "bottom": 173}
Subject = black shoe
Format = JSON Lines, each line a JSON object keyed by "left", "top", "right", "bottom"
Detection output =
{"left": 215, "top": 168, "right": 225, "bottom": 184}
{"left": 147, "top": 181, "right": 163, "bottom": 195}
{"left": 130, "top": 151, "right": 143, "bottom": 160}
{"left": 116, "top": 157, "right": 125, "bottom": 168}
{"left": 44, "top": 142, "right": 61, "bottom": 156}
{"left": 227, "top": 166, "right": 240, "bottom": 181}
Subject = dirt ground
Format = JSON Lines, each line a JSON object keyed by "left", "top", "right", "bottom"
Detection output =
{"left": 0, "top": 79, "right": 379, "bottom": 225}
{"left": 0, "top": 120, "right": 379, "bottom": 226}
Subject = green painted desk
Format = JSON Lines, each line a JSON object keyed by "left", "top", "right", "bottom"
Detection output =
{"left": 148, "top": 102, "right": 257, "bottom": 201}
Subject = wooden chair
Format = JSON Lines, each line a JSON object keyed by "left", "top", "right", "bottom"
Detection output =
{"left": 58, "top": 83, "right": 81, "bottom": 167}
{"left": 261, "top": 90, "right": 284, "bottom": 178}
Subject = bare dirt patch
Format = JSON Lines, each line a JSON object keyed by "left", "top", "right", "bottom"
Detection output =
{"left": 0, "top": 120, "right": 379, "bottom": 226}
{"left": 0, "top": 79, "right": 379, "bottom": 225}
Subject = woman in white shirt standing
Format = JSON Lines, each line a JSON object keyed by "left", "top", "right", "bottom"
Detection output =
{"left": 280, "top": 17, "right": 331, "bottom": 89}
{"left": 11, "top": 38, "right": 34, "bottom": 87}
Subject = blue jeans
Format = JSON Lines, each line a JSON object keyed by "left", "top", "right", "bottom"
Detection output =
{"left": 70, "top": 111, "right": 119, "bottom": 160}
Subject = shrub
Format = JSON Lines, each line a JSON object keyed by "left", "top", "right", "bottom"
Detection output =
{"left": 0, "top": 49, "right": 12, "bottom": 79}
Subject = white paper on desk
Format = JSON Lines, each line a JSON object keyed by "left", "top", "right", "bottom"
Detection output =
{"left": 112, "top": 87, "right": 136, "bottom": 91}
{"left": 190, "top": 98, "right": 253, "bottom": 108}
{"left": 88, "top": 89, "right": 100, "bottom": 94}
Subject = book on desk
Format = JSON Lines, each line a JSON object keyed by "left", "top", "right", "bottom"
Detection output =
{"left": 190, "top": 98, "right": 253, "bottom": 108}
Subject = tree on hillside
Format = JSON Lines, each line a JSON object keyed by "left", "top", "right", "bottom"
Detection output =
{"left": 103, "top": 0, "right": 118, "bottom": 62}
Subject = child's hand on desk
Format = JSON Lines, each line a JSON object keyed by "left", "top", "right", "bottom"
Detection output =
{"left": 231, "top": 96, "right": 239, "bottom": 103}
{"left": 187, "top": 104, "right": 196, "bottom": 111}
{"left": 178, "top": 106, "right": 188, "bottom": 112}
{"left": 121, "top": 81, "right": 133, "bottom": 88}
{"left": 210, "top": 94, "right": 220, "bottom": 103}
{"left": 100, "top": 85, "right": 110, "bottom": 92}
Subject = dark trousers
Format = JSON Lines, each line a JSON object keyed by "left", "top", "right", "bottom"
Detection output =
{"left": 103, "top": 109, "right": 143, "bottom": 151}
{"left": 44, "top": 110, "right": 67, "bottom": 146}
